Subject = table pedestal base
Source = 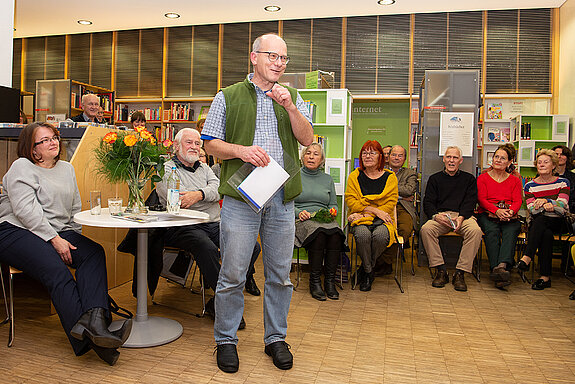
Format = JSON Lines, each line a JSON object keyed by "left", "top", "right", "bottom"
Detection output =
{"left": 111, "top": 317, "right": 183, "bottom": 348}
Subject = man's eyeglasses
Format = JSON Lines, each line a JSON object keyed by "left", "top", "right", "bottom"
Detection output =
{"left": 254, "top": 51, "right": 290, "bottom": 65}
{"left": 362, "top": 151, "right": 378, "bottom": 157}
{"left": 34, "top": 135, "right": 60, "bottom": 147}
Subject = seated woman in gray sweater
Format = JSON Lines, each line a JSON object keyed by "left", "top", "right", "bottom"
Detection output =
{"left": 294, "top": 143, "right": 345, "bottom": 301}
{"left": 0, "top": 123, "right": 131, "bottom": 365}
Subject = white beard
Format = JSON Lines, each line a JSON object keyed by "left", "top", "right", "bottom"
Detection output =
{"left": 180, "top": 150, "right": 199, "bottom": 165}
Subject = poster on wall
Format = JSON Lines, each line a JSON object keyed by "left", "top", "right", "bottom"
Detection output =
{"left": 439, "top": 112, "right": 474, "bottom": 157}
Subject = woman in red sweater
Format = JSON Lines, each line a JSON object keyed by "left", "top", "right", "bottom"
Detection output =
{"left": 477, "top": 144, "right": 523, "bottom": 289}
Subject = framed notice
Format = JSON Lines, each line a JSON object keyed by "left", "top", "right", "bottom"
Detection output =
{"left": 439, "top": 112, "right": 474, "bottom": 157}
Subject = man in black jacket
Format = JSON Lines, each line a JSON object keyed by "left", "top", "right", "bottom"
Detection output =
{"left": 420, "top": 146, "right": 483, "bottom": 291}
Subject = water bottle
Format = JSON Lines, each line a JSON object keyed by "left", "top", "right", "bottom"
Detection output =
{"left": 166, "top": 166, "right": 181, "bottom": 214}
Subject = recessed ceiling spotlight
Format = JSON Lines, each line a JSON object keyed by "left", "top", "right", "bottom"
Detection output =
{"left": 264, "top": 5, "right": 281, "bottom": 12}
{"left": 77, "top": 20, "right": 92, "bottom": 25}
{"left": 377, "top": 0, "right": 395, "bottom": 5}
{"left": 165, "top": 12, "right": 181, "bottom": 19}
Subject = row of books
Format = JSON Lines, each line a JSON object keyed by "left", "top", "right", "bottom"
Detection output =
{"left": 168, "top": 103, "right": 195, "bottom": 121}
{"left": 303, "top": 100, "right": 317, "bottom": 123}
{"left": 115, "top": 105, "right": 162, "bottom": 122}
{"left": 155, "top": 124, "right": 177, "bottom": 142}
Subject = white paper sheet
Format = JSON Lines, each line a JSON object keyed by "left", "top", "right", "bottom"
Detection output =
{"left": 237, "top": 157, "right": 290, "bottom": 210}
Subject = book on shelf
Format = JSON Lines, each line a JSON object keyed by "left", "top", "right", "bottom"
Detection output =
{"left": 487, "top": 103, "right": 503, "bottom": 119}
{"left": 410, "top": 108, "right": 419, "bottom": 124}
{"left": 170, "top": 103, "right": 195, "bottom": 121}
{"left": 303, "top": 100, "right": 317, "bottom": 123}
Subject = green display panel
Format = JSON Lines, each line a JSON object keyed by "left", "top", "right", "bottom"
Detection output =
{"left": 351, "top": 100, "right": 410, "bottom": 163}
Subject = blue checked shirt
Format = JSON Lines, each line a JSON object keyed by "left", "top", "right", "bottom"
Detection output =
{"left": 201, "top": 74, "right": 312, "bottom": 167}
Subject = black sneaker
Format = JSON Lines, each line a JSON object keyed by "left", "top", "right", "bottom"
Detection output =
{"left": 264, "top": 341, "right": 293, "bottom": 370}
{"left": 216, "top": 344, "right": 239, "bottom": 373}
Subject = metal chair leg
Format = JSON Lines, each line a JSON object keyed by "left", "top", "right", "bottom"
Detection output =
{"left": 8, "top": 269, "right": 14, "bottom": 347}
{"left": 1, "top": 265, "right": 9, "bottom": 328}
{"left": 394, "top": 241, "right": 405, "bottom": 293}
{"left": 410, "top": 234, "right": 416, "bottom": 276}
{"left": 336, "top": 251, "right": 344, "bottom": 290}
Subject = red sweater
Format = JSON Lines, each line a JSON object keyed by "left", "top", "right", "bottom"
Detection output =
{"left": 477, "top": 172, "right": 523, "bottom": 215}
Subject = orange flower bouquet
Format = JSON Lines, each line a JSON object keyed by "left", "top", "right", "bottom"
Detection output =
{"left": 94, "top": 128, "right": 172, "bottom": 213}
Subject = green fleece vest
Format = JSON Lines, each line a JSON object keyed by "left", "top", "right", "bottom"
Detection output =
{"left": 219, "top": 76, "right": 302, "bottom": 203}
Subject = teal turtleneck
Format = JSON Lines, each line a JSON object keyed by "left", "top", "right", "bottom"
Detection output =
{"left": 294, "top": 166, "right": 338, "bottom": 217}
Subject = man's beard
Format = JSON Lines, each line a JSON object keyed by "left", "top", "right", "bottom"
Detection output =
{"left": 180, "top": 150, "right": 199, "bottom": 164}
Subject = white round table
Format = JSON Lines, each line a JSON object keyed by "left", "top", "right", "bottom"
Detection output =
{"left": 74, "top": 208, "right": 209, "bottom": 348}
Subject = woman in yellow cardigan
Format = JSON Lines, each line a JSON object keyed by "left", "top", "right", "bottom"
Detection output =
{"left": 345, "top": 140, "right": 398, "bottom": 291}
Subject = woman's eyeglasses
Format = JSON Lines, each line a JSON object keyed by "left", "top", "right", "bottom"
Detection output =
{"left": 34, "top": 135, "right": 60, "bottom": 147}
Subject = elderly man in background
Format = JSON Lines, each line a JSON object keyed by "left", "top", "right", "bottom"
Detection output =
{"left": 374, "top": 145, "right": 417, "bottom": 275}
{"left": 156, "top": 128, "right": 259, "bottom": 326}
{"left": 71, "top": 94, "right": 100, "bottom": 122}
{"left": 420, "top": 146, "right": 482, "bottom": 292}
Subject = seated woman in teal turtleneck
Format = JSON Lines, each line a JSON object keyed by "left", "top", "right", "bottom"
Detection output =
{"left": 294, "top": 143, "right": 345, "bottom": 301}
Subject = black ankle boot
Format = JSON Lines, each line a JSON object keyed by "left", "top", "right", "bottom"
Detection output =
{"left": 324, "top": 250, "right": 340, "bottom": 300}
{"left": 91, "top": 343, "right": 120, "bottom": 366}
{"left": 71, "top": 308, "right": 123, "bottom": 349}
{"left": 360, "top": 270, "right": 373, "bottom": 292}
{"left": 308, "top": 250, "right": 326, "bottom": 301}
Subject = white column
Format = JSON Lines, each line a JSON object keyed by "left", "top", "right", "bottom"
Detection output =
{"left": 0, "top": 1, "right": 14, "bottom": 87}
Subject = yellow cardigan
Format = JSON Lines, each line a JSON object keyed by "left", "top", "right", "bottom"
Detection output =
{"left": 345, "top": 168, "right": 399, "bottom": 247}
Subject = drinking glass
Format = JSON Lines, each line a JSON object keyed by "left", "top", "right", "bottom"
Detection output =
{"left": 90, "top": 190, "right": 102, "bottom": 215}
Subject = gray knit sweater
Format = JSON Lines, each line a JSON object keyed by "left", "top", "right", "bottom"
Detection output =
{"left": 156, "top": 159, "right": 221, "bottom": 222}
{"left": 0, "top": 158, "right": 82, "bottom": 241}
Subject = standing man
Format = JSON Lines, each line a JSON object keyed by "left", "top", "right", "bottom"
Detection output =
{"left": 374, "top": 145, "right": 417, "bottom": 275}
{"left": 202, "top": 33, "right": 313, "bottom": 373}
{"left": 71, "top": 94, "right": 100, "bottom": 122}
{"left": 420, "top": 146, "right": 483, "bottom": 292}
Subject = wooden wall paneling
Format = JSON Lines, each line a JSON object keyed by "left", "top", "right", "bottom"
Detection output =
{"left": 69, "top": 126, "right": 134, "bottom": 288}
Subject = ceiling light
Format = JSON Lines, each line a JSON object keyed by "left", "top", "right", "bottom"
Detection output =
{"left": 264, "top": 5, "right": 281, "bottom": 12}
{"left": 77, "top": 20, "right": 92, "bottom": 25}
{"left": 377, "top": 0, "right": 395, "bottom": 5}
{"left": 165, "top": 12, "right": 181, "bottom": 19}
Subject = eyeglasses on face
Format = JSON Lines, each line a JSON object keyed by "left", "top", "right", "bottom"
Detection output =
{"left": 34, "top": 135, "right": 60, "bottom": 147}
{"left": 362, "top": 151, "right": 378, "bottom": 157}
{"left": 254, "top": 51, "right": 290, "bottom": 65}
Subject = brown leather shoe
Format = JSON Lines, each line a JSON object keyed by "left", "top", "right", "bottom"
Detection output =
{"left": 490, "top": 266, "right": 510, "bottom": 282}
{"left": 452, "top": 271, "right": 467, "bottom": 292}
{"left": 432, "top": 269, "right": 449, "bottom": 288}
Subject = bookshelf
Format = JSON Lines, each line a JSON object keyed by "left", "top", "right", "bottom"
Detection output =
{"left": 298, "top": 89, "right": 352, "bottom": 225}
{"left": 35, "top": 79, "right": 114, "bottom": 123}
{"left": 481, "top": 96, "right": 553, "bottom": 170}
{"left": 114, "top": 97, "right": 212, "bottom": 141}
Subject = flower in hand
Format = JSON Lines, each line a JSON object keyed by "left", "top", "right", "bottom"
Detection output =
{"left": 329, "top": 207, "right": 337, "bottom": 217}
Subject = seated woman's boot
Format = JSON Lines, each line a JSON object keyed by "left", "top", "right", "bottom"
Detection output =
{"left": 324, "top": 250, "right": 340, "bottom": 300}
{"left": 360, "top": 270, "right": 373, "bottom": 292}
{"left": 71, "top": 308, "right": 124, "bottom": 349}
{"left": 308, "top": 250, "right": 326, "bottom": 301}
{"left": 91, "top": 343, "right": 120, "bottom": 366}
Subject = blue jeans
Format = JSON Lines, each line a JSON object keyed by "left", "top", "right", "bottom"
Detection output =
{"left": 214, "top": 191, "right": 294, "bottom": 346}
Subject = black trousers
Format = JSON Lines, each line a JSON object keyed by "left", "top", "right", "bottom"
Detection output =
{"left": 525, "top": 215, "right": 565, "bottom": 277}
{"left": 164, "top": 222, "right": 260, "bottom": 291}
{"left": 0, "top": 222, "right": 109, "bottom": 355}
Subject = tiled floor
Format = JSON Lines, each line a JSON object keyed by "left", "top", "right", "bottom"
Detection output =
{"left": 2, "top": 256, "right": 575, "bottom": 383}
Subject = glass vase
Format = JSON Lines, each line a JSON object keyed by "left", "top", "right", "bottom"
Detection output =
{"left": 126, "top": 178, "right": 148, "bottom": 214}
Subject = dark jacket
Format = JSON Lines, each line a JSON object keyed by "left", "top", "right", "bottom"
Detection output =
{"left": 423, "top": 169, "right": 477, "bottom": 220}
